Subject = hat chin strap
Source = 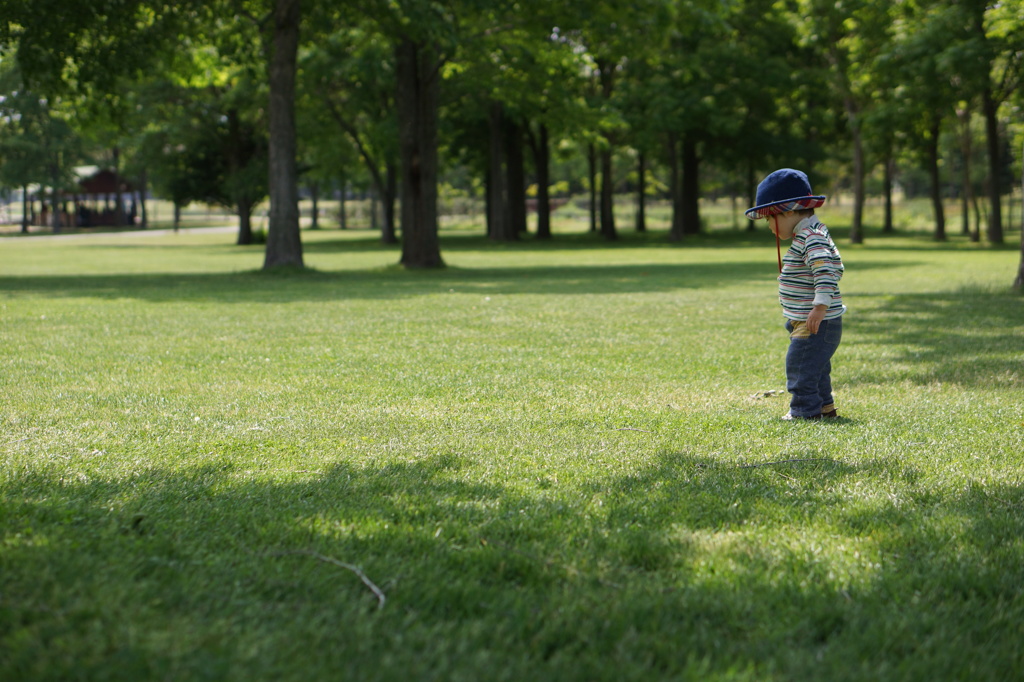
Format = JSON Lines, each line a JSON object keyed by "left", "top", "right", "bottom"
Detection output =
{"left": 772, "top": 215, "right": 782, "bottom": 273}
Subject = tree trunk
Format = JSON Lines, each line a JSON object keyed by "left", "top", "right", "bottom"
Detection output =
{"left": 487, "top": 101, "right": 511, "bottom": 241}
{"left": 49, "top": 169, "right": 61, "bottom": 234}
{"left": 309, "top": 181, "right": 319, "bottom": 229}
{"left": 599, "top": 145, "right": 616, "bottom": 240}
{"left": 506, "top": 117, "right": 527, "bottom": 235}
{"left": 635, "top": 152, "right": 646, "bottom": 232}
{"left": 849, "top": 108, "right": 865, "bottom": 244}
{"left": 237, "top": 197, "right": 254, "bottom": 245}
{"left": 982, "top": 87, "right": 1003, "bottom": 244}
{"left": 138, "top": 170, "right": 148, "bottom": 229}
{"left": 958, "top": 107, "right": 973, "bottom": 238}
{"left": 382, "top": 161, "right": 398, "bottom": 244}
{"left": 972, "top": 194, "right": 983, "bottom": 242}
{"left": 598, "top": 60, "right": 616, "bottom": 241}
{"left": 587, "top": 143, "right": 597, "bottom": 233}
{"left": 227, "top": 108, "right": 252, "bottom": 245}
{"left": 927, "top": 120, "right": 946, "bottom": 241}
{"left": 883, "top": 156, "right": 894, "bottom": 233}
{"left": 484, "top": 167, "right": 493, "bottom": 238}
{"left": 681, "top": 137, "right": 700, "bottom": 235}
{"left": 396, "top": 38, "right": 443, "bottom": 268}
{"left": 237, "top": 199, "right": 254, "bottom": 245}
{"left": 668, "top": 135, "right": 683, "bottom": 242}
{"left": 263, "top": 0, "right": 304, "bottom": 269}
{"left": 21, "top": 184, "right": 29, "bottom": 234}
{"left": 113, "top": 147, "right": 125, "bottom": 227}
{"left": 530, "top": 123, "right": 552, "bottom": 240}
{"left": 960, "top": 188, "right": 971, "bottom": 235}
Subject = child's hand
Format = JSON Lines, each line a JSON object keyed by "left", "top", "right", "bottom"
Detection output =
{"left": 806, "top": 305, "right": 827, "bottom": 334}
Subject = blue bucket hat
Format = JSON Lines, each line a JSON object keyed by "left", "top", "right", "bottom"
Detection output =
{"left": 744, "top": 168, "right": 826, "bottom": 219}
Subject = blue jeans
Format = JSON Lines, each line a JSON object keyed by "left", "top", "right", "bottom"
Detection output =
{"left": 784, "top": 316, "right": 842, "bottom": 418}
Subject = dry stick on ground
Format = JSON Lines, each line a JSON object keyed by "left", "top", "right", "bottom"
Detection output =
{"left": 266, "top": 550, "right": 386, "bottom": 609}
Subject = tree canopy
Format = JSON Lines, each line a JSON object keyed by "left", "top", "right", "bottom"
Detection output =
{"left": 2, "top": 0, "right": 1023, "bottom": 282}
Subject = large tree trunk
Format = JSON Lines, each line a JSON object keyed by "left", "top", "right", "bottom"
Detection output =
{"left": 238, "top": 199, "right": 255, "bottom": 245}
{"left": 396, "top": 38, "right": 443, "bottom": 268}
{"left": 263, "top": 0, "right": 303, "bottom": 269}
{"left": 528, "top": 123, "right": 552, "bottom": 240}
{"left": 681, "top": 137, "right": 701, "bottom": 235}
{"left": 237, "top": 200, "right": 254, "bottom": 245}
{"left": 668, "top": 135, "right": 683, "bottom": 242}
{"left": 227, "top": 107, "right": 253, "bottom": 245}
{"left": 506, "top": 117, "right": 527, "bottom": 236}
{"left": 982, "top": 87, "right": 1004, "bottom": 244}
{"left": 487, "top": 101, "right": 511, "bottom": 241}
{"left": 598, "top": 60, "right": 616, "bottom": 241}
{"left": 927, "top": 120, "right": 946, "bottom": 241}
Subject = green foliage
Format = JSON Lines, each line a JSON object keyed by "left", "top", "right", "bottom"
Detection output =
{"left": 299, "top": 23, "right": 395, "bottom": 189}
{"left": 3, "top": 0, "right": 1024, "bottom": 275}
{"left": 0, "top": 59, "right": 83, "bottom": 196}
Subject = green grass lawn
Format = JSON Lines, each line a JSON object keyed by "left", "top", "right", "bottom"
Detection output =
{"left": 2, "top": 217, "right": 1023, "bottom": 681}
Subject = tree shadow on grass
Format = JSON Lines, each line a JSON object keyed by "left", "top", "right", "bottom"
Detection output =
{"left": 300, "top": 229, "right": 775, "bottom": 254}
{"left": 844, "top": 289, "right": 1024, "bottom": 388}
{"left": 3, "top": 449, "right": 1021, "bottom": 681}
{"left": 0, "top": 263, "right": 761, "bottom": 303}
{"left": 0, "top": 258, "right": 914, "bottom": 305}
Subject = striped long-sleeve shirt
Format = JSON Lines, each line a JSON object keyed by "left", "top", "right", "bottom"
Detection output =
{"left": 779, "top": 217, "right": 846, "bottom": 321}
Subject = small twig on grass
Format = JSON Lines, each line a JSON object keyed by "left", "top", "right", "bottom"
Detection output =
{"left": 266, "top": 550, "right": 386, "bottom": 609}
{"left": 737, "top": 458, "right": 829, "bottom": 469}
{"left": 613, "top": 427, "right": 653, "bottom": 433}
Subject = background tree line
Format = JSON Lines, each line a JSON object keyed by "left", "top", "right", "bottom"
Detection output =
{"left": 2, "top": 0, "right": 1024, "bottom": 284}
